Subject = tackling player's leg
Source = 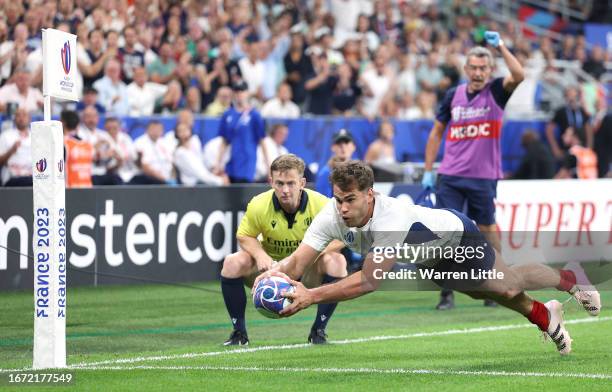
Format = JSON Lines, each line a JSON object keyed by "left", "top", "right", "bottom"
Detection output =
{"left": 446, "top": 210, "right": 599, "bottom": 355}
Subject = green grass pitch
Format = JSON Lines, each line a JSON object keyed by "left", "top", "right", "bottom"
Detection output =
{"left": 1, "top": 282, "right": 611, "bottom": 391}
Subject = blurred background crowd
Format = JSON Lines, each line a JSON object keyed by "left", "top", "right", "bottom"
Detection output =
{"left": 0, "top": 0, "right": 610, "bottom": 186}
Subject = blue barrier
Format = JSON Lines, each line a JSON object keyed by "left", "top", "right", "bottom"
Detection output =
{"left": 120, "top": 116, "right": 546, "bottom": 174}
{"left": 7, "top": 115, "right": 547, "bottom": 174}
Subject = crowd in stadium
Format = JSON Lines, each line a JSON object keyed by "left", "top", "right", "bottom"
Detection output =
{"left": 0, "top": 0, "right": 610, "bottom": 187}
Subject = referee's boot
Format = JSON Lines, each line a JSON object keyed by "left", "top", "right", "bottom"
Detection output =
{"left": 435, "top": 289, "right": 455, "bottom": 310}
{"left": 223, "top": 329, "right": 249, "bottom": 346}
{"left": 308, "top": 328, "right": 328, "bottom": 344}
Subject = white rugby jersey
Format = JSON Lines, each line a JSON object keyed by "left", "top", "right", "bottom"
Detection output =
{"left": 303, "top": 193, "right": 465, "bottom": 265}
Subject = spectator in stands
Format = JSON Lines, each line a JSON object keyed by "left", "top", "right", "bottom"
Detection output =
{"left": 582, "top": 45, "right": 606, "bottom": 80}
{"left": 76, "top": 87, "right": 106, "bottom": 114}
{"left": 204, "top": 86, "right": 232, "bottom": 117}
{"left": 593, "top": 100, "right": 611, "bottom": 178}
{"left": 147, "top": 41, "right": 177, "bottom": 85}
{"left": 205, "top": 40, "right": 243, "bottom": 105}
{"left": 439, "top": 51, "right": 462, "bottom": 94}
{"left": 163, "top": 109, "right": 202, "bottom": 155}
{"left": 255, "top": 123, "right": 290, "bottom": 182}
{"left": 78, "top": 105, "right": 104, "bottom": 144}
{"left": 238, "top": 40, "right": 265, "bottom": 101}
{"left": 315, "top": 129, "right": 356, "bottom": 197}
{"left": 396, "top": 53, "right": 417, "bottom": 100}
{"left": 0, "top": 107, "right": 32, "bottom": 186}
{"left": 416, "top": 51, "right": 444, "bottom": 96}
{"left": 260, "top": 35, "right": 291, "bottom": 101}
{"left": 174, "top": 123, "right": 228, "bottom": 186}
{"left": 332, "top": 63, "right": 362, "bottom": 116}
{"left": 78, "top": 105, "right": 121, "bottom": 186}
{"left": 118, "top": 26, "right": 145, "bottom": 84}
{"left": 314, "top": 26, "right": 344, "bottom": 66}
{"left": 132, "top": 121, "right": 175, "bottom": 185}
{"left": 360, "top": 46, "right": 395, "bottom": 118}
{"left": 127, "top": 66, "right": 181, "bottom": 116}
{"left": 512, "top": 130, "right": 555, "bottom": 180}
{"left": 0, "top": 23, "right": 32, "bottom": 87}
{"left": 304, "top": 49, "right": 338, "bottom": 115}
{"left": 400, "top": 91, "right": 436, "bottom": 120}
{"left": 24, "top": 8, "right": 42, "bottom": 50}
{"left": 0, "top": 20, "right": 12, "bottom": 86}
{"left": 82, "top": 29, "right": 113, "bottom": 89}
{"left": 365, "top": 120, "right": 397, "bottom": 165}
{"left": 555, "top": 127, "right": 598, "bottom": 180}
{"left": 104, "top": 117, "right": 138, "bottom": 184}
{"left": 215, "top": 81, "right": 268, "bottom": 183}
{"left": 53, "top": 0, "right": 82, "bottom": 32}
{"left": 62, "top": 110, "right": 93, "bottom": 188}
{"left": 93, "top": 59, "right": 130, "bottom": 116}
{"left": 0, "top": 68, "right": 43, "bottom": 114}
{"left": 284, "top": 29, "right": 312, "bottom": 106}
{"left": 545, "top": 85, "right": 593, "bottom": 161}
{"left": 261, "top": 82, "right": 300, "bottom": 118}
{"left": 537, "top": 62, "right": 573, "bottom": 112}
{"left": 356, "top": 13, "right": 380, "bottom": 53}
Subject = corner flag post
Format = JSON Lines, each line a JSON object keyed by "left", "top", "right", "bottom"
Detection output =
{"left": 32, "top": 28, "right": 78, "bottom": 370}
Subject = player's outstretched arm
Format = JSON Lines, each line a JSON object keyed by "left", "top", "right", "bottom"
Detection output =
{"left": 253, "top": 242, "right": 321, "bottom": 289}
{"left": 280, "top": 252, "right": 395, "bottom": 317}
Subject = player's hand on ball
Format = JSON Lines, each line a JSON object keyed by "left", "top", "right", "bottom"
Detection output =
{"left": 252, "top": 269, "right": 292, "bottom": 293}
{"left": 279, "top": 281, "right": 313, "bottom": 317}
{"left": 484, "top": 31, "right": 502, "bottom": 47}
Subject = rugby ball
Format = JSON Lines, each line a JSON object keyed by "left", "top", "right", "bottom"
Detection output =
{"left": 253, "top": 276, "right": 294, "bottom": 319}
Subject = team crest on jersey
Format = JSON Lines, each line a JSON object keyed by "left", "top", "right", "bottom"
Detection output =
{"left": 344, "top": 231, "right": 354, "bottom": 244}
{"left": 304, "top": 217, "right": 312, "bottom": 226}
{"left": 271, "top": 220, "right": 277, "bottom": 229}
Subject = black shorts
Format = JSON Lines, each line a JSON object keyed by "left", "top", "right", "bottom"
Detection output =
{"left": 418, "top": 209, "right": 496, "bottom": 291}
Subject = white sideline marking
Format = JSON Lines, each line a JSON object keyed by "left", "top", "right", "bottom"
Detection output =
{"left": 1, "top": 315, "right": 610, "bottom": 374}
{"left": 67, "top": 315, "right": 612, "bottom": 369}
{"left": 71, "top": 365, "right": 612, "bottom": 380}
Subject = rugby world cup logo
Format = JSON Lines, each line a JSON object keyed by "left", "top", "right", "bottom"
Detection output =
{"left": 61, "top": 41, "right": 71, "bottom": 75}
{"left": 36, "top": 158, "right": 47, "bottom": 173}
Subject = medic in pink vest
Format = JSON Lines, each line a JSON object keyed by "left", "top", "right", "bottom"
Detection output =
{"left": 422, "top": 32, "right": 525, "bottom": 310}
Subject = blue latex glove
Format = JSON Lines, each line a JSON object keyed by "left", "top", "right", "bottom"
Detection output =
{"left": 166, "top": 178, "right": 178, "bottom": 186}
{"left": 421, "top": 171, "right": 435, "bottom": 189}
{"left": 484, "top": 31, "right": 501, "bottom": 48}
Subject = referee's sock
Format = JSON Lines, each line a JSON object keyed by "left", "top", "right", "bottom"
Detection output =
{"left": 220, "top": 276, "right": 247, "bottom": 333}
{"left": 311, "top": 274, "right": 340, "bottom": 332}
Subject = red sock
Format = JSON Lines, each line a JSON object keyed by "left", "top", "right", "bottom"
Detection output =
{"left": 527, "top": 301, "right": 549, "bottom": 331}
{"left": 556, "top": 270, "right": 577, "bottom": 292}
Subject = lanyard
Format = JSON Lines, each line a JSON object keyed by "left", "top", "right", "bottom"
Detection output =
{"left": 566, "top": 107, "right": 583, "bottom": 129}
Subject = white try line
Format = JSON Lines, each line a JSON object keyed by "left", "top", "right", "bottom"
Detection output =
{"left": 70, "top": 365, "right": 612, "bottom": 380}
{"left": 2, "top": 315, "right": 610, "bottom": 374}
{"left": 67, "top": 315, "right": 612, "bottom": 369}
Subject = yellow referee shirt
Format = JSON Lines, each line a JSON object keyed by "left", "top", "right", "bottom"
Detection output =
{"left": 236, "top": 188, "right": 330, "bottom": 260}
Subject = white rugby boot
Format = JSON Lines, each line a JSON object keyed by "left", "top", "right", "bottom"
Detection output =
{"left": 544, "top": 300, "right": 572, "bottom": 356}
{"left": 565, "top": 262, "right": 601, "bottom": 316}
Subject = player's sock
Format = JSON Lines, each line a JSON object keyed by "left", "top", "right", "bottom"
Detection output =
{"left": 311, "top": 274, "right": 339, "bottom": 332}
{"left": 556, "top": 269, "right": 577, "bottom": 292}
{"left": 527, "top": 300, "right": 550, "bottom": 331}
{"left": 220, "top": 276, "right": 247, "bottom": 333}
